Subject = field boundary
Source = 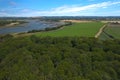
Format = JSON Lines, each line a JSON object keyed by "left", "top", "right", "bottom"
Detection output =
{"left": 95, "top": 24, "right": 107, "bottom": 38}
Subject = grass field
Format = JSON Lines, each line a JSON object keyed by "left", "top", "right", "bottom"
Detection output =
{"left": 99, "top": 24, "right": 120, "bottom": 39}
{"left": 34, "top": 22, "right": 105, "bottom": 37}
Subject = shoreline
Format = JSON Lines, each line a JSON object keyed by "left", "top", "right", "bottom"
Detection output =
{"left": 12, "top": 22, "right": 71, "bottom": 37}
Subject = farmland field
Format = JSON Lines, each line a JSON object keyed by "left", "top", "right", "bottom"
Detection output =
{"left": 34, "top": 22, "right": 105, "bottom": 37}
{"left": 99, "top": 23, "right": 120, "bottom": 39}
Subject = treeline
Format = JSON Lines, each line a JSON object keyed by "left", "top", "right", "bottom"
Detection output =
{"left": 0, "top": 35, "right": 120, "bottom": 80}
{"left": 28, "top": 22, "right": 72, "bottom": 33}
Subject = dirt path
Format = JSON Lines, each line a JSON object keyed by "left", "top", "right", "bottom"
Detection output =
{"left": 95, "top": 24, "right": 107, "bottom": 38}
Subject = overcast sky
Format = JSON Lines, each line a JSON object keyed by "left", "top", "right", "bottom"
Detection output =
{"left": 0, "top": 0, "right": 120, "bottom": 17}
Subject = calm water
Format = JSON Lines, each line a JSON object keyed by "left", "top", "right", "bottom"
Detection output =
{"left": 0, "top": 20, "right": 64, "bottom": 34}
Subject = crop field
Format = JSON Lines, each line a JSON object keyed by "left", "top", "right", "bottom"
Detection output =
{"left": 34, "top": 22, "right": 105, "bottom": 37}
{"left": 99, "top": 23, "right": 120, "bottom": 39}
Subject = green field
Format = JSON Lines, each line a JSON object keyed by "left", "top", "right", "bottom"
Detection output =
{"left": 99, "top": 24, "right": 120, "bottom": 39}
{"left": 34, "top": 22, "right": 105, "bottom": 37}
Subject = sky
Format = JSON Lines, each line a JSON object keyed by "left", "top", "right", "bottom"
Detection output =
{"left": 0, "top": 0, "right": 120, "bottom": 17}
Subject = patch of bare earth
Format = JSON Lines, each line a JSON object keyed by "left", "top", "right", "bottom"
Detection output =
{"left": 61, "top": 20, "right": 92, "bottom": 23}
{"left": 101, "top": 21, "right": 120, "bottom": 23}
{"left": 0, "top": 22, "right": 20, "bottom": 28}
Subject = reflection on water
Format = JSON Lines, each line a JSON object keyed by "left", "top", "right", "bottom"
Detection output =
{"left": 0, "top": 20, "right": 64, "bottom": 34}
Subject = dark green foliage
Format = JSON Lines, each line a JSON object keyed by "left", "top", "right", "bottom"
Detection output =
{"left": 0, "top": 36, "right": 120, "bottom": 80}
{"left": 0, "top": 34, "right": 13, "bottom": 42}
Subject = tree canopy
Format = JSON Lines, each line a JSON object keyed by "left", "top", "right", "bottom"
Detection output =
{"left": 0, "top": 36, "right": 120, "bottom": 80}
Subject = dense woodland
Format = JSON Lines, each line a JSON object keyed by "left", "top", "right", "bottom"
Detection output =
{"left": 0, "top": 35, "right": 120, "bottom": 80}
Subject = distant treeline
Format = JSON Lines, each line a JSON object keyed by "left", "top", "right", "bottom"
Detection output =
{"left": 28, "top": 21, "right": 72, "bottom": 33}
{"left": 38, "top": 16, "right": 120, "bottom": 21}
{"left": 1, "top": 16, "right": 120, "bottom": 21}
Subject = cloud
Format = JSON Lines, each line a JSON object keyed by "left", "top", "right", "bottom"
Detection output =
{"left": 88, "top": 0, "right": 95, "bottom": 1}
{"left": 21, "top": 1, "right": 120, "bottom": 16}
{"left": 50, "top": 1, "right": 120, "bottom": 13}
{"left": 0, "top": 12, "right": 10, "bottom": 16}
{"left": 1, "top": 1, "right": 120, "bottom": 16}
{"left": 9, "top": 1, "right": 17, "bottom": 6}
{"left": 21, "top": 9, "right": 31, "bottom": 12}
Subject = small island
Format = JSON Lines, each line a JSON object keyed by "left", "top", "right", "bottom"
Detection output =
{"left": 0, "top": 20, "right": 27, "bottom": 28}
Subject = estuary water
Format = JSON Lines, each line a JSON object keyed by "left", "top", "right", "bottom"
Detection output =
{"left": 0, "top": 20, "right": 64, "bottom": 34}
